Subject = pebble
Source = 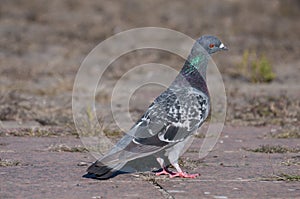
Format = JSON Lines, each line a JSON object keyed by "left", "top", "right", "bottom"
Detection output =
{"left": 77, "top": 162, "right": 88, "bottom": 166}
{"left": 213, "top": 196, "right": 228, "bottom": 199}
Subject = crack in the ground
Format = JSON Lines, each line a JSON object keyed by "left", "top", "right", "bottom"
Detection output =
{"left": 138, "top": 174, "right": 174, "bottom": 199}
{"left": 147, "top": 178, "right": 174, "bottom": 199}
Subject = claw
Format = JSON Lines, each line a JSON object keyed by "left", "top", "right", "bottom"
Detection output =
{"left": 155, "top": 170, "right": 169, "bottom": 176}
{"left": 154, "top": 158, "right": 199, "bottom": 179}
{"left": 169, "top": 172, "right": 200, "bottom": 179}
{"left": 155, "top": 168, "right": 173, "bottom": 176}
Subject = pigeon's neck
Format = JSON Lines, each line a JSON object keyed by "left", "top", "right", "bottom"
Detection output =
{"left": 180, "top": 54, "right": 208, "bottom": 80}
{"left": 172, "top": 53, "right": 209, "bottom": 94}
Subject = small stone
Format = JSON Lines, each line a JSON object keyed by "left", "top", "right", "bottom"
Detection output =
{"left": 270, "top": 128, "right": 277, "bottom": 133}
{"left": 168, "top": 190, "right": 185, "bottom": 193}
{"left": 77, "top": 162, "right": 88, "bottom": 166}
{"left": 213, "top": 196, "right": 228, "bottom": 199}
{"left": 91, "top": 196, "right": 101, "bottom": 199}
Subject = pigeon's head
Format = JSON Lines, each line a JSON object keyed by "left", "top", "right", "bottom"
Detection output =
{"left": 195, "top": 35, "right": 228, "bottom": 54}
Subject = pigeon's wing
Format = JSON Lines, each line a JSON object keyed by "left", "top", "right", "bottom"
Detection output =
{"left": 87, "top": 87, "right": 209, "bottom": 178}
{"left": 120, "top": 87, "right": 209, "bottom": 156}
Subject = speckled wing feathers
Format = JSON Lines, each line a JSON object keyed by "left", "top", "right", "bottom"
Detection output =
{"left": 132, "top": 86, "right": 209, "bottom": 146}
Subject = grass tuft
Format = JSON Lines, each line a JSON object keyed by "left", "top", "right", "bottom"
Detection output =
{"left": 48, "top": 144, "right": 88, "bottom": 153}
{"left": 271, "top": 130, "right": 300, "bottom": 139}
{"left": 251, "top": 54, "right": 275, "bottom": 83}
{"left": 103, "top": 128, "right": 122, "bottom": 138}
{"left": 244, "top": 145, "right": 300, "bottom": 153}
{"left": 276, "top": 174, "right": 300, "bottom": 181}
{"left": 237, "top": 50, "right": 276, "bottom": 83}
{"left": 281, "top": 157, "right": 300, "bottom": 166}
{"left": 1, "top": 127, "right": 78, "bottom": 137}
{"left": 0, "top": 158, "right": 21, "bottom": 167}
{"left": 194, "top": 132, "right": 205, "bottom": 139}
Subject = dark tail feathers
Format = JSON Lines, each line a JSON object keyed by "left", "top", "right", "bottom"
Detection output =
{"left": 86, "top": 161, "right": 126, "bottom": 180}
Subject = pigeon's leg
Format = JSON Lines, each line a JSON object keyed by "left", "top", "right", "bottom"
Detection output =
{"left": 155, "top": 157, "right": 173, "bottom": 176}
{"left": 166, "top": 137, "right": 199, "bottom": 178}
{"left": 169, "top": 162, "right": 199, "bottom": 178}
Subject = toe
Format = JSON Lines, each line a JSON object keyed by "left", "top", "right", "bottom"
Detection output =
{"left": 169, "top": 172, "right": 200, "bottom": 178}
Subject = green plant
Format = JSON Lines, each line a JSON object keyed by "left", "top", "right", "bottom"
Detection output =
{"left": 238, "top": 50, "right": 275, "bottom": 83}
{"left": 251, "top": 55, "right": 275, "bottom": 83}
{"left": 238, "top": 49, "right": 250, "bottom": 76}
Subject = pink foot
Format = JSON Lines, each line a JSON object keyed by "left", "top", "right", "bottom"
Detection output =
{"left": 155, "top": 168, "right": 173, "bottom": 176}
{"left": 169, "top": 172, "right": 200, "bottom": 179}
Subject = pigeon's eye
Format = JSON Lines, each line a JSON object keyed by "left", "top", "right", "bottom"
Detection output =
{"left": 209, "top": 44, "right": 215, "bottom": 48}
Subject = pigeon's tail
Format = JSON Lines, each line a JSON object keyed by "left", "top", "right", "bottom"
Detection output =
{"left": 86, "top": 136, "right": 164, "bottom": 179}
{"left": 86, "top": 160, "right": 126, "bottom": 179}
{"left": 86, "top": 148, "right": 128, "bottom": 179}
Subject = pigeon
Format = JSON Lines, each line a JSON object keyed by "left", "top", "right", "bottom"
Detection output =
{"left": 87, "top": 35, "right": 228, "bottom": 179}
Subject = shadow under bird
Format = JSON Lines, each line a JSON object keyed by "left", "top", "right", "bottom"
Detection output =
{"left": 86, "top": 35, "right": 228, "bottom": 179}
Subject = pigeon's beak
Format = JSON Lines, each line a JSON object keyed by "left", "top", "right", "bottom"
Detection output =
{"left": 219, "top": 43, "right": 228, "bottom": 51}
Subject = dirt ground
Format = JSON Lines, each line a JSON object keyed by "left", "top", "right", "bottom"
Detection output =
{"left": 0, "top": 0, "right": 299, "bottom": 198}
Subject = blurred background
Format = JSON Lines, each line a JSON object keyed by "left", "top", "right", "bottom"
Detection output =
{"left": 0, "top": 0, "right": 299, "bottom": 136}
